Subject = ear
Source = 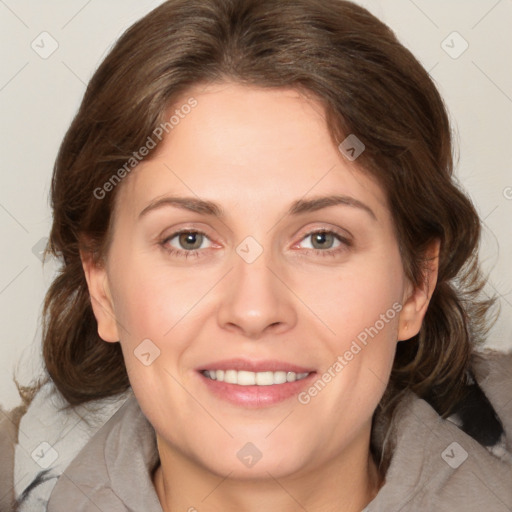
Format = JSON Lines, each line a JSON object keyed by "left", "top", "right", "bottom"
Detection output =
{"left": 397, "top": 239, "right": 440, "bottom": 342}
{"left": 80, "top": 250, "right": 120, "bottom": 343}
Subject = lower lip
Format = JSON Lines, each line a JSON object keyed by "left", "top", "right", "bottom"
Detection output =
{"left": 197, "top": 371, "right": 316, "bottom": 408}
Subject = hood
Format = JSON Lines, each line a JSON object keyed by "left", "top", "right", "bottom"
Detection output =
{"left": 12, "top": 349, "right": 512, "bottom": 512}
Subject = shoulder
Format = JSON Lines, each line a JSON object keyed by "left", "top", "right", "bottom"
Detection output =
{"left": 368, "top": 348, "right": 512, "bottom": 511}
{"left": 46, "top": 392, "right": 162, "bottom": 511}
{"left": 471, "top": 348, "right": 512, "bottom": 403}
{"left": 0, "top": 403, "right": 26, "bottom": 512}
{"left": 10, "top": 382, "right": 131, "bottom": 511}
{"left": 459, "top": 348, "right": 512, "bottom": 460}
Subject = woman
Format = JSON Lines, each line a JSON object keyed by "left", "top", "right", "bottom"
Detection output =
{"left": 1, "top": 0, "right": 511, "bottom": 511}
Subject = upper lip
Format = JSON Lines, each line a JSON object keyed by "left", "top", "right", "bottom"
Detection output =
{"left": 197, "top": 358, "right": 315, "bottom": 373}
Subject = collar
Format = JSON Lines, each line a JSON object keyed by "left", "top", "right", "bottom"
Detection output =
{"left": 47, "top": 393, "right": 162, "bottom": 512}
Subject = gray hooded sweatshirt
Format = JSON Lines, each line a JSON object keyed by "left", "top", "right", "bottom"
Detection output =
{"left": 1, "top": 349, "right": 511, "bottom": 511}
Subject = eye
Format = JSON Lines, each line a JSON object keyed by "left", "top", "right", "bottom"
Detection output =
{"left": 169, "top": 231, "right": 210, "bottom": 251}
{"left": 160, "top": 230, "right": 213, "bottom": 258}
{"left": 293, "top": 229, "right": 352, "bottom": 258}
{"left": 300, "top": 231, "right": 341, "bottom": 250}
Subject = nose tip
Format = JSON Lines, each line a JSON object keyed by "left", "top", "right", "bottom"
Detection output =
{"left": 221, "top": 302, "right": 290, "bottom": 339}
{"left": 216, "top": 256, "right": 297, "bottom": 339}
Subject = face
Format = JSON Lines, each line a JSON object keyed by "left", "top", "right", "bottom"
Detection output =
{"left": 84, "top": 82, "right": 433, "bottom": 481}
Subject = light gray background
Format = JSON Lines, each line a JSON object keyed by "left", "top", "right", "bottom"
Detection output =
{"left": 1, "top": 0, "right": 511, "bottom": 410}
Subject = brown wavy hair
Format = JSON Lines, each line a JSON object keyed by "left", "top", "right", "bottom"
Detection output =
{"left": 28, "top": 0, "right": 493, "bottom": 472}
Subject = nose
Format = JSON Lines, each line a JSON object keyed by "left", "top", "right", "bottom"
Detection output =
{"left": 216, "top": 248, "right": 297, "bottom": 339}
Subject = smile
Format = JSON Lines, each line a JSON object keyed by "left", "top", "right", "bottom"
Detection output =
{"left": 201, "top": 369, "right": 311, "bottom": 386}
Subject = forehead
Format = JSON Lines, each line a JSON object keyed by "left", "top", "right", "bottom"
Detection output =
{"left": 115, "top": 82, "right": 389, "bottom": 221}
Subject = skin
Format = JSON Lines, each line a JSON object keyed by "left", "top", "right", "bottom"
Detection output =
{"left": 82, "top": 82, "right": 439, "bottom": 512}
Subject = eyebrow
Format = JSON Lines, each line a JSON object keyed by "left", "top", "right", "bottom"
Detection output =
{"left": 138, "top": 194, "right": 376, "bottom": 220}
{"left": 289, "top": 195, "right": 376, "bottom": 220}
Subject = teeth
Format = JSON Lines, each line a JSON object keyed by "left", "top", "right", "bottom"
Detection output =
{"left": 203, "top": 369, "right": 310, "bottom": 385}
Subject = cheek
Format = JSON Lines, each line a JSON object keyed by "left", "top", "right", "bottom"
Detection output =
{"left": 293, "top": 249, "right": 403, "bottom": 415}
{"left": 109, "top": 259, "right": 211, "bottom": 344}
{"left": 292, "top": 247, "right": 404, "bottom": 344}
{"left": 108, "top": 261, "right": 208, "bottom": 413}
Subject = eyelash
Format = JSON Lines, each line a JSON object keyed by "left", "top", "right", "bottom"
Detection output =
{"left": 295, "top": 229, "right": 352, "bottom": 258}
{"left": 160, "top": 230, "right": 208, "bottom": 259}
{"left": 159, "top": 229, "right": 351, "bottom": 259}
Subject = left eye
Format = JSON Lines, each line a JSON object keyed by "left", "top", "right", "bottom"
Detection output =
{"left": 298, "top": 231, "right": 342, "bottom": 250}
{"left": 167, "top": 231, "right": 212, "bottom": 251}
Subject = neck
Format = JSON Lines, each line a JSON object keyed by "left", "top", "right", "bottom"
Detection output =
{"left": 153, "top": 436, "right": 383, "bottom": 512}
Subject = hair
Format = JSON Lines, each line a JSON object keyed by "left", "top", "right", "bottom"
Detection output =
{"left": 31, "top": 0, "right": 494, "bottom": 474}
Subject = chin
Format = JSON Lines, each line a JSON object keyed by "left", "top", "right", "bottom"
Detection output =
{"left": 205, "top": 454, "right": 306, "bottom": 481}
{"left": 190, "top": 435, "right": 311, "bottom": 481}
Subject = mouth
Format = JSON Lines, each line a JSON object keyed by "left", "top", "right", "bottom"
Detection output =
{"left": 196, "top": 358, "right": 316, "bottom": 408}
{"left": 200, "top": 369, "right": 311, "bottom": 385}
